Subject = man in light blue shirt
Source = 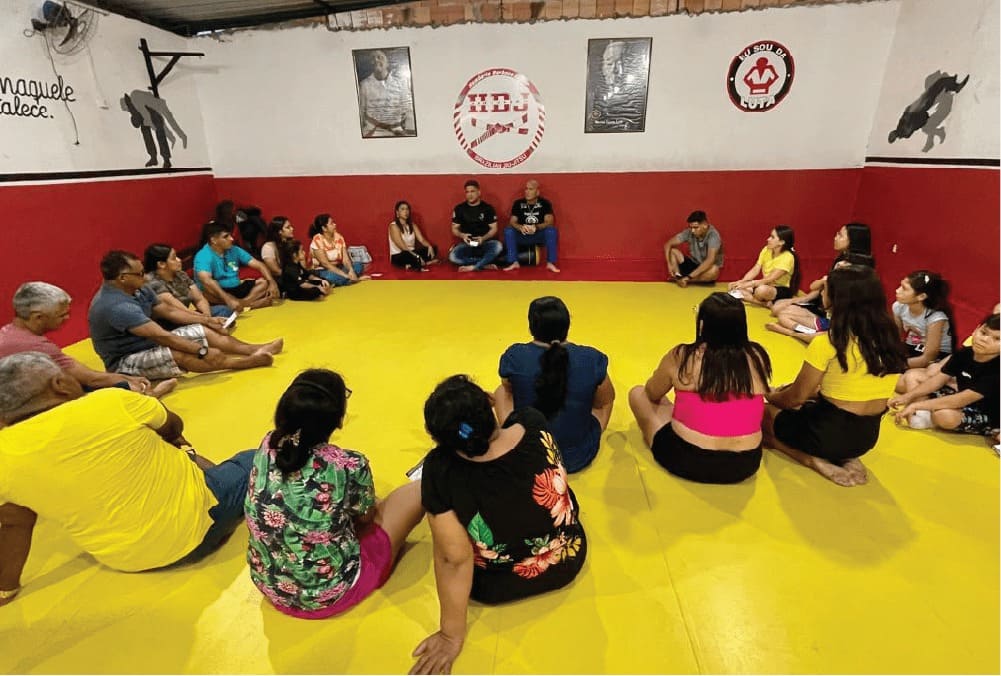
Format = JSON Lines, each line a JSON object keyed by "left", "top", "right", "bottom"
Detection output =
{"left": 194, "top": 222, "right": 278, "bottom": 311}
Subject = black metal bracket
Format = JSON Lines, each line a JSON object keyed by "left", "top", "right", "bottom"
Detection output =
{"left": 139, "top": 38, "right": 204, "bottom": 98}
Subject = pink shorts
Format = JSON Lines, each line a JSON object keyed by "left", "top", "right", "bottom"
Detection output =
{"left": 272, "top": 523, "right": 394, "bottom": 619}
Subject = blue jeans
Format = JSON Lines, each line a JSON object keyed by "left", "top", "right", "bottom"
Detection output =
{"left": 449, "top": 240, "right": 503, "bottom": 270}
{"left": 314, "top": 261, "right": 365, "bottom": 286}
{"left": 504, "top": 226, "right": 559, "bottom": 264}
{"left": 176, "top": 449, "right": 256, "bottom": 564}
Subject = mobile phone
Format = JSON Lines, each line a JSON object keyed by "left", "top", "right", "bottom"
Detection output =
{"left": 222, "top": 311, "right": 238, "bottom": 329}
{"left": 405, "top": 460, "right": 424, "bottom": 481}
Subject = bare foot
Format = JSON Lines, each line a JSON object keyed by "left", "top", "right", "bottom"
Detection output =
{"left": 357, "top": 275, "right": 372, "bottom": 281}
{"left": 546, "top": 262, "right": 560, "bottom": 273}
{"left": 259, "top": 338, "right": 284, "bottom": 355}
{"left": 811, "top": 456, "right": 864, "bottom": 487}
{"left": 765, "top": 322, "right": 783, "bottom": 334}
{"left": 482, "top": 264, "right": 499, "bottom": 271}
{"left": 150, "top": 378, "right": 178, "bottom": 398}
{"left": 503, "top": 261, "right": 520, "bottom": 272}
{"left": 458, "top": 265, "right": 475, "bottom": 273}
{"left": 677, "top": 277, "right": 689, "bottom": 288}
{"left": 246, "top": 352, "right": 274, "bottom": 368}
{"left": 842, "top": 458, "right": 869, "bottom": 485}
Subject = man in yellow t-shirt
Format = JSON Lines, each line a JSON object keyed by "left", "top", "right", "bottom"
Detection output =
{"left": 0, "top": 352, "right": 255, "bottom": 606}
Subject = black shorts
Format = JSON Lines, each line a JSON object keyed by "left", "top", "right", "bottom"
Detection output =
{"left": 773, "top": 286, "right": 794, "bottom": 301}
{"left": 651, "top": 423, "right": 761, "bottom": 484}
{"left": 223, "top": 279, "right": 257, "bottom": 299}
{"left": 773, "top": 395, "right": 884, "bottom": 463}
{"left": 678, "top": 256, "right": 700, "bottom": 276}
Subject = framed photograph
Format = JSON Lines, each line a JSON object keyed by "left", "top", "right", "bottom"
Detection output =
{"left": 352, "top": 47, "right": 417, "bottom": 138}
{"left": 584, "top": 38, "right": 652, "bottom": 134}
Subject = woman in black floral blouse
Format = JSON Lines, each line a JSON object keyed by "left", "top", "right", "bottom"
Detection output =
{"left": 409, "top": 375, "right": 587, "bottom": 675}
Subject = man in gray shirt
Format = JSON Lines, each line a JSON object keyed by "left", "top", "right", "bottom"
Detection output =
{"left": 664, "top": 210, "right": 724, "bottom": 287}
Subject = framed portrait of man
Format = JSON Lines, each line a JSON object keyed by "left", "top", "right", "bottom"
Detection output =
{"left": 584, "top": 38, "right": 652, "bottom": 134}
{"left": 352, "top": 47, "right": 418, "bottom": 138}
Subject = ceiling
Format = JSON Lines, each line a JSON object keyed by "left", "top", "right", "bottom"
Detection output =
{"left": 80, "top": 0, "right": 411, "bottom": 36}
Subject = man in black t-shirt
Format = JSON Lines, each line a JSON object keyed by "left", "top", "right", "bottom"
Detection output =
{"left": 893, "top": 312, "right": 1000, "bottom": 436}
{"left": 449, "top": 179, "right": 502, "bottom": 272}
{"left": 503, "top": 179, "right": 560, "bottom": 273}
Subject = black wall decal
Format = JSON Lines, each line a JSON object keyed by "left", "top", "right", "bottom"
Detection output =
{"left": 120, "top": 89, "right": 188, "bottom": 168}
{"left": 888, "top": 71, "right": 969, "bottom": 152}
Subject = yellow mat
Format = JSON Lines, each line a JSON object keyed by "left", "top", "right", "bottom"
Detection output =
{"left": 1, "top": 281, "right": 997, "bottom": 674}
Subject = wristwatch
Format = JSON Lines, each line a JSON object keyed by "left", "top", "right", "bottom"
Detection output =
{"left": 178, "top": 444, "right": 197, "bottom": 460}
{"left": 196, "top": 345, "right": 208, "bottom": 359}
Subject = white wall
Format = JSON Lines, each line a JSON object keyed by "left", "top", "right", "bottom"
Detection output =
{"left": 0, "top": 1, "right": 210, "bottom": 175}
{"left": 865, "top": 0, "right": 1000, "bottom": 159}
{"left": 194, "top": 1, "right": 901, "bottom": 177}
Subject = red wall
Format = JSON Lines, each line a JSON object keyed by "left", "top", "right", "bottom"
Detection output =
{"left": 851, "top": 165, "right": 1000, "bottom": 337}
{"left": 1, "top": 175, "right": 218, "bottom": 343}
{"left": 216, "top": 168, "right": 861, "bottom": 286}
{"left": 3, "top": 166, "right": 996, "bottom": 347}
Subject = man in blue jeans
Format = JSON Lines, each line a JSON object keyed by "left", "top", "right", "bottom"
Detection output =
{"left": 0, "top": 352, "right": 254, "bottom": 606}
{"left": 449, "top": 179, "right": 503, "bottom": 272}
{"left": 503, "top": 179, "right": 560, "bottom": 273}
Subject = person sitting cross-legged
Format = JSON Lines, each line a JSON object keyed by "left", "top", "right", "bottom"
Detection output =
{"left": 664, "top": 210, "right": 723, "bottom": 287}
{"left": 449, "top": 179, "right": 503, "bottom": 273}
{"left": 502, "top": 179, "right": 560, "bottom": 273}
{"left": 88, "top": 250, "right": 282, "bottom": 381}
{"left": 194, "top": 221, "right": 279, "bottom": 311}
{"left": 0, "top": 352, "right": 257, "bottom": 606}
{"left": 0, "top": 281, "right": 176, "bottom": 398}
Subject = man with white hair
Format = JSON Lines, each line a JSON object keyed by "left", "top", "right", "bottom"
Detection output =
{"left": 0, "top": 282, "right": 175, "bottom": 397}
{"left": 0, "top": 352, "right": 256, "bottom": 606}
{"left": 502, "top": 179, "right": 560, "bottom": 273}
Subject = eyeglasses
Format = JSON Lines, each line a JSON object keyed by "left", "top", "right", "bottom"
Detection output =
{"left": 345, "top": 387, "right": 352, "bottom": 399}
{"left": 120, "top": 270, "right": 144, "bottom": 278}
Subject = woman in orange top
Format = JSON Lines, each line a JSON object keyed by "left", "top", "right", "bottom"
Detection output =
{"left": 308, "top": 213, "right": 371, "bottom": 287}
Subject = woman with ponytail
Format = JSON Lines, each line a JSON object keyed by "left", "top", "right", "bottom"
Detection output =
{"left": 412, "top": 374, "right": 587, "bottom": 675}
{"left": 629, "top": 292, "right": 772, "bottom": 484}
{"left": 729, "top": 225, "right": 802, "bottom": 306}
{"left": 494, "top": 296, "right": 615, "bottom": 473}
{"left": 245, "top": 369, "right": 423, "bottom": 618}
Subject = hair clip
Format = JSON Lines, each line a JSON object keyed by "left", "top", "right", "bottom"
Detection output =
{"left": 458, "top": 422, "right": 473, "bottom": 440}
{"left": 550, "top": 339, "right": 561, "bottom": 346}
{"left": 278, "top": 429, "right": 302, "bottom": 446}
{"left": 923, "top": 274, "right": 930, "bottom": 284}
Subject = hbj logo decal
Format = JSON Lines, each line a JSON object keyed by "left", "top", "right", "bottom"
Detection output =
{"left": 453, "top": 68, "right": 545, "bottom": 169}
{"left": 726, "top": 41, "right": 794, "bottom": 113}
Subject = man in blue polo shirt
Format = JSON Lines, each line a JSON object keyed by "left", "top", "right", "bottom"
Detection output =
{"left": 194, "top": 222, "right": 279, "bottom": 311}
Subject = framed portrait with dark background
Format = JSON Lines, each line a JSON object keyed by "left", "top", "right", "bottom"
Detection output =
{"left": 584, "top": 38, "right": 652, "bottom": 134}
{"left": 352, "top": 47, "right": 417, "bottom": 138}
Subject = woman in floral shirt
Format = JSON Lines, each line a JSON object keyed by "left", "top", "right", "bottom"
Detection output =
{"left": 411, "top": 375, "right": 587, "bottom": 674}
{"left": 245, "top": 369, "right": 423, "bottom": 618}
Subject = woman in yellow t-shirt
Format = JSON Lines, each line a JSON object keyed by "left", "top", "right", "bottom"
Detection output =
{"left": 728, "top": 225, "right": 801, "bottom": 306}
{"left": 764, "top": 265, "right": 908, "bottom": 487}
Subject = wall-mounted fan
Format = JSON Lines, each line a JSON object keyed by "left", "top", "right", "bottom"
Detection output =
{"left": 29, "top": 1, "right": 98, "bottom": 55}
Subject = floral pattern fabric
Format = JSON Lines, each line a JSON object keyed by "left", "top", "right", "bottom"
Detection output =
{"left": 421, "top": 408, "right": 587, "bottom": 604}
{"left": 245, "top": 433, "right": 375, "bottom": 611}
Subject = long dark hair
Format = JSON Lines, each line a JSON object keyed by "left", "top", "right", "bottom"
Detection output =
{"left": 833, "top": 222, "right": 876, "bottom": 269}
{"left": 827, "top": 266, "right": 907, "bottom": 376}
{"left": 907, "top": 269, "right": 956, "bottom": 352}
{"left": 675, "top": 292, "right": 771, "bottom": 401}
{"left": 143, "top": 243, "right": 173, "bottom": 274}
{"left": 774, "top": 225, "right": 802, "bottom": 292}
{"left": 309, "top": 213, "right": 332, "bottom": 237}
{"left": 270, "top": 369, "right": 348, "bottom": 476}
{"left": 424, "top": 375, "right": 496, "bottom": 458}
{"left": 393, "top": 200, "right": 413, "bottom": 233}
{"left": 527, "top": 297, "right": 571, "bottom": 417}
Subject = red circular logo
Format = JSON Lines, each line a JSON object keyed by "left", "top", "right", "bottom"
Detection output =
{"left": 453, "top": 68, "right": 546, "bottom": 169}
{"left": 726, "top": 41, "right": 795, "bottom": 112}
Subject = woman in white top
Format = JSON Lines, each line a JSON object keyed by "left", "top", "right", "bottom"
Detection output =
{"left": 260, "top": 216, "right": 295, "bottom": 278}
{"left": 388, "top": 201, "right": 437, "bottom": 271}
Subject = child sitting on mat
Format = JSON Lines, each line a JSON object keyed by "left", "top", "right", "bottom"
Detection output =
{"left": 278, "top": 240, "right": 330, "bottom": 301}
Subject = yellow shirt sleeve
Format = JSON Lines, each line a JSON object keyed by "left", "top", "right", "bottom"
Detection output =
{"left": 772, "top": 250, "right": 794, "bottom": 273}
{"left": 116, "top": 388, "right": 168, "bottom": 430}
{"left": 805, "top": 332, "right": 836, "bottom": 372}
{"left": 755, "top": 247, "right": 769, "bottom": 267}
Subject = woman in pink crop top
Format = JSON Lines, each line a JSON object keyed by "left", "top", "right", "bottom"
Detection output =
{"left": 629, "top": 292, "right": 771, "bottom": 484}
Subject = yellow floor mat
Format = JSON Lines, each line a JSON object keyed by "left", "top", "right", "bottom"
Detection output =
{"left": 1, "top": 280, "right": 997, "bottom": 674}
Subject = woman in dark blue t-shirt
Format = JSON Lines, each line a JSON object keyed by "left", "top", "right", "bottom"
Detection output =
{"left": 495, "top": 296, "right": 615, "bottom": 473}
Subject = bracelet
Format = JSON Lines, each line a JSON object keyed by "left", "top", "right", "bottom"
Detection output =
{"left": 0, "top": 587, "right": 21, "bottom": 600}
{"left": 178, "top": 444, "right": 197, "bottom": 459}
